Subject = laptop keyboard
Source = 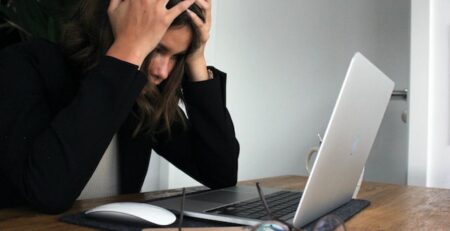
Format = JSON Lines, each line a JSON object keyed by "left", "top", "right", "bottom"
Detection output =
{"left": 206, "top": 190, "right": 302, "bottom": 220}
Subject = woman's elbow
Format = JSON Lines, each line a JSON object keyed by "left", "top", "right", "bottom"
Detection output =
{"left": 220, "top": 174, "right": 238, "bottom": 188}
{"left": 22, "top": 180, "right": 77, "bottom": 214}
{"left": 223, "top": 139, "right": 239, "bottom": 187}
{"left": 209, "top": 159, "right": 239, "bottom": 189}
{"left": 30, "top": 192, "right": 76, "bottom": 214}
{"left": 206, "top": 173, "right": 237, "bottom": 189}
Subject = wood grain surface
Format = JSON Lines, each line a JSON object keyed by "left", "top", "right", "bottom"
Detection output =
{"left": 1, "top": 175, "right": 449, "bottom": 230}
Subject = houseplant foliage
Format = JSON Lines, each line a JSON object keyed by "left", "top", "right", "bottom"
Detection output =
{"left": 0, "top": 0, "right": 79, "bottom": 43}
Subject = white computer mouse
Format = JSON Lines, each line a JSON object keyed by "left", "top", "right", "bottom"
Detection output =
{"left": 85, "top": 202, "right": 176, "bottom": 226}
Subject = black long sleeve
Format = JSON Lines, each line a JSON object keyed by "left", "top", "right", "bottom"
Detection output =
{"left": 153, "top": 68, "right": 240, "bottom": 189}
{"left": 0, "top": 40, "right": 147, "bottom": 213}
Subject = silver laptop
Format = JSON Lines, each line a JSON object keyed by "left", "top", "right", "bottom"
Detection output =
{"left": 150, "top": 52, "right": 395, "bottom": 228}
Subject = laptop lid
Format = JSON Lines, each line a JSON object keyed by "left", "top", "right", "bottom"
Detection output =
{"left": 293, "top": 52, "right": 394, "bottom": 227}
{"left": 150, "top": 52, "right": 394, "bottom": 228}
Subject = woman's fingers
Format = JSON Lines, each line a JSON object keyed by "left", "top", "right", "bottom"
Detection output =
{"left": 167, "top": 0, "right": 196, "bottom": 21}
{"left": 191, "top": 0, "right": 211, "bottom": 29}
{"left": 108, "top": 0, "right": 121, "bottom": 12}
{"left": 194, "top": 0, "right": 211, "bottom": 20}
{"left": 187, "top": 0, "right": 211, "bottom": 44}
{"left": 106, "top": 0, "right": 201, "bottom": 66}
{"left": 187, "top": 9, "right": 203, "bottom": 26}
{"left": 193, "top": 0, "right": 210, "bottom": 12}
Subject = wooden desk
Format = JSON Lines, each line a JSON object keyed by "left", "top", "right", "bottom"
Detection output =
{"left": 1, "top": 175, "right": 450, "bottom": 230}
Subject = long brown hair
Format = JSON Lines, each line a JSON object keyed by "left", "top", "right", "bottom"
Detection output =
{"left": 61, "top": 0, "right": 205, "bottom": 139}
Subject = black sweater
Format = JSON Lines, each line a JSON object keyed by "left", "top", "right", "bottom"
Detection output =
{"left": 0, "top": 40, "right": 239, "bottom": 213}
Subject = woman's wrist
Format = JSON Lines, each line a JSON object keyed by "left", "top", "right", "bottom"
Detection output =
{"left": 106, "top": 40, "right": 149, "bottom": 68}
{"left": 186, "top": 55, "right": 209, "bottom": 82}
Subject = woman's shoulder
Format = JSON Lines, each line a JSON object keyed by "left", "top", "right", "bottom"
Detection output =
{"left": 1, "top": 39, "right": 64, "bottom": 63}
{"left": 0, "top": 39, "right": 75, "bottom": 100}
{"left": 2, "top": 38, "right": 59, "bottom": 50}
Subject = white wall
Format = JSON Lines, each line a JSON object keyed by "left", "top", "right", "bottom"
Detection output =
{"left": 145, "top": 0, "right": 411, "bottom": 190}
{"left": 79, "top": 136, "right": 119, "bottom": 199}
{"left": 408, "top": 0, "right": 430, "bottom": 187}
{"left": 428, "top": 0, "right": 450, "bottom": 188}
{"left": 409, "top": 0, "right": 450, "bottom": 188}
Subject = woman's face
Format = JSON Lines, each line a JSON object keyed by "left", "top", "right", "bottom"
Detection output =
{"left": 146, "top": 26, "right": 193, "bottom": 86}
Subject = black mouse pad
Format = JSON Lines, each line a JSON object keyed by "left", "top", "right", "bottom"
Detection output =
{"left": 59, "top": 199, "right": 370, "bottom": 231}
{"left": 59, "top": 212, "right": 238, "bottom": 231}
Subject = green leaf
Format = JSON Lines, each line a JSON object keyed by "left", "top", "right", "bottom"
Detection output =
{"left": 0, "top": 5, "right": 30, "bottom": 37}
{"left": 13, "top": 0, "right": 49, "bottom": 39}
{"left": 1, "top": 0, "right": 82, "bottom": 41}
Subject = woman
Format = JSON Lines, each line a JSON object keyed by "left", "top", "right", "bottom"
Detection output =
{"left": 0, "top": 0, "right": 239, "bottom": 213}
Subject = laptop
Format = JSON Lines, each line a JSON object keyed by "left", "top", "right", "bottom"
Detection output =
{"left": 150, "top": 52, "right": 395, "bottom": 228}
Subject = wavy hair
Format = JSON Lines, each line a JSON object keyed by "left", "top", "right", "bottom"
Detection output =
{"left": 61, "top": 0, "right": 205, "bottom": 139}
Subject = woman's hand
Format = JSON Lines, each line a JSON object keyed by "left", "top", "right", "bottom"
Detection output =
{"left": 186, "top": 0, "right": 211, "bottom": 81}
{"left": 106, "top": 0, "right": 195, "bottom": 67}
